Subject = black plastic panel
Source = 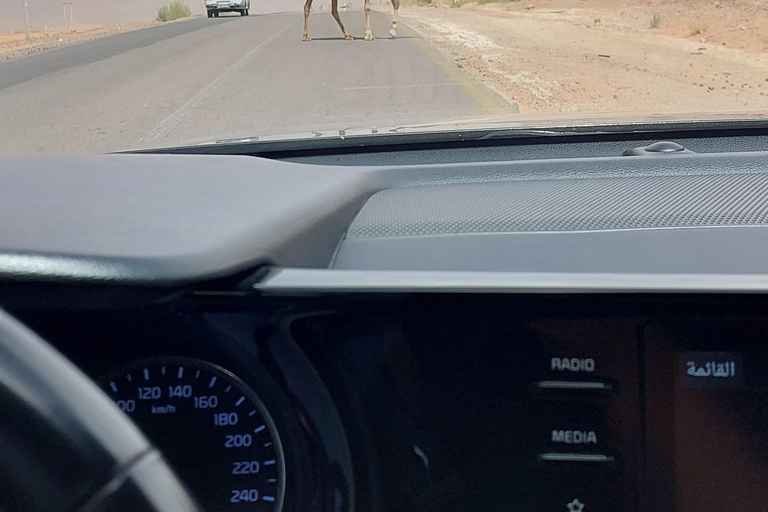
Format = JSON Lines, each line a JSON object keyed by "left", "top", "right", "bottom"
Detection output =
{"left": 281, "top": 294, "right": 768, "bottom": 512}
{"left": 285, "top": 135, "right": 768, "bottom": 166}
{"left": 17, "top": 290, "right": 768, "bottom": 512}
{"left": 644, "top": 319, "right": 768, "bottom": 512}
{"left": 288, "top": 296, "right": 645, "bottom": 512}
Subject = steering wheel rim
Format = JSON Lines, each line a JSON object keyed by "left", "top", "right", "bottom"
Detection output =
{"left": 0, "top": 307, "right": 201, "bottom": 512}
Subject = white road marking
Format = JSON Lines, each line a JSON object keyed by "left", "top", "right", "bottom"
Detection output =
{"left": 254, "top": 425, "right": 266, "bottom": 434}
{"left": 139, "top": 23, "right": 292, "bottom": 144}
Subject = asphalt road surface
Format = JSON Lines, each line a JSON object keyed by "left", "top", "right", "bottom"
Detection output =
{"left": 0, "top": 11, "right": 516, "bottom": 155}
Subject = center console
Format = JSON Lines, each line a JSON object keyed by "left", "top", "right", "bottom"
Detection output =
{"left": 285, "top": 295, "right": 768, "bottom": 512}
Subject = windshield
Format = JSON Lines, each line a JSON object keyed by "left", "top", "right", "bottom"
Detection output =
{"left": 1, "top": 0, "right": 766, "bottom": 155}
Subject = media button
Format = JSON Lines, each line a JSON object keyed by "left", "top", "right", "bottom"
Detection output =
{"left": 551, "top": 429, "right": 599, "bottom": 446}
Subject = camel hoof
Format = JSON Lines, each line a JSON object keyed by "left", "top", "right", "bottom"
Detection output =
{"left": 389, "top": 28, "right": 397, "bottom": 38}
{"left": 364, "top": 32, "right": 374, "bottom": 41}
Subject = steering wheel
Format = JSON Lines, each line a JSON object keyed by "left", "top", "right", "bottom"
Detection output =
{"left": 0, "top": 308, "right": 202, "bottom": 512}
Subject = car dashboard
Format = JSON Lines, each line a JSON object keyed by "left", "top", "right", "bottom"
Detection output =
{"left": 3, "top": 126, "right": 768, "bottom": 512}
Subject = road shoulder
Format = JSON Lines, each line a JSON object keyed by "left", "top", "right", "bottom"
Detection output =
{"left": 0, "top": 16, "right": 201, "bottom": 62}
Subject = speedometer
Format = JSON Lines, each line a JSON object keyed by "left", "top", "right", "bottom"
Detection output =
{"left": 99, "top": 358, "right": 286, "bottom": 512}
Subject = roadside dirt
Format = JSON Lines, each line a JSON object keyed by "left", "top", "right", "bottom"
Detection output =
{"left": 0, "top": 17, "right": 197, "bottom": 62}
{"left": 400, "top": 0, "right": 768, "bottom": 115}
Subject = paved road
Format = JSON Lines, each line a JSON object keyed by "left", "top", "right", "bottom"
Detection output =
{"left": 0, "top": 11, "right": 516, "bottom": 155}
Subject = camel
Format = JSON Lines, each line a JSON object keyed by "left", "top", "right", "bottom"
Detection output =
{"left": 302, "top": 0, "right": 401, "bottom": 42}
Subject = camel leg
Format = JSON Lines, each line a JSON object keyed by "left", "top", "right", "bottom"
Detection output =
{"left": 302, "top": 0, "right": 313, "bottom": 41}
{"left": 364, "top": 0, "right": 373, "bottom": 40}
{"left": 389, "top": 0, "right": 399, "bottom": 38}
{"left": 331, "top": 0, "right": 354, "bottom": 40}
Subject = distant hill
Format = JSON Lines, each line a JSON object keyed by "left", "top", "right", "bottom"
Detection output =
{"left": 0, "top": 0, "right": 309, "bottom": 32}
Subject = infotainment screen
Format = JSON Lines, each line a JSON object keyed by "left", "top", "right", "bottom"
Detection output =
{"left": 645, "top": 323, "right": 768, "bottom": 512}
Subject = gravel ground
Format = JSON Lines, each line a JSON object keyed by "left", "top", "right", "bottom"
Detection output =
{"left": 400, "top": 0, "right": 768, "bottom": 115}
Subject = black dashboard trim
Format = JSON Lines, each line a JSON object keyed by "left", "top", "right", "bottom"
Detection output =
{"left": 130, "top": 119, "right": 768, "bottom": 158}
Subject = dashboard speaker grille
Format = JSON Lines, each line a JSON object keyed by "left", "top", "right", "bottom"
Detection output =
{"left": 347, "top": 172, "right": 768, "bottom": 237}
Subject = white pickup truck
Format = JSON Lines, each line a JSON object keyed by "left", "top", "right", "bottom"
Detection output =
{"left": 205, "top": 0, "right": 250, "bottom": 17}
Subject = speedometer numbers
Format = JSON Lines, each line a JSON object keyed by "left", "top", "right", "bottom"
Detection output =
{"left": 100, "top": 358, "right": 286, "bottom": 512}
